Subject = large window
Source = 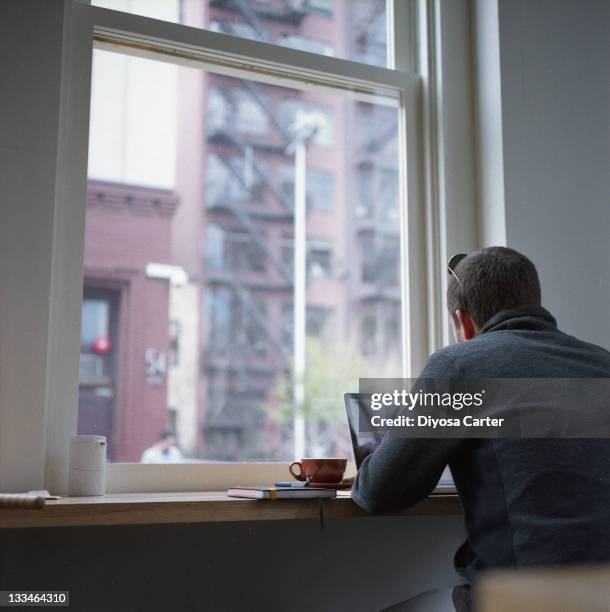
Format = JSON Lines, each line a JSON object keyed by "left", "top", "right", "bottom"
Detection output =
{"left": 83, "top": 50, "right": 401, "bottom": 462}
{"left": 0, "top": 0, "right": 426, "bottom": 496}
{"left": 79, "top": 1, "right": 409, "bottom": 464}
{"left": 1, "top": 0, "right": 478, "bottom": 495}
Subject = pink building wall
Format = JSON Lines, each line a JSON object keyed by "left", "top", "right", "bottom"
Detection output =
{"left": 83, "top": 181, "right": 178, "bottom": 461}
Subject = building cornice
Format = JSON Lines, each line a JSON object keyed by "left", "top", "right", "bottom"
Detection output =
{"left": 87, "top": 180, "right": 179, "bottom": 217}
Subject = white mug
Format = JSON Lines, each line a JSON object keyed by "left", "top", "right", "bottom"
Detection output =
{"left": 69, "top": 435, "right": 107, "bottom": 496}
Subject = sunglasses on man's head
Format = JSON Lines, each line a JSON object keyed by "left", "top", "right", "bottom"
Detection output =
{"left": 447, "top": 253, "right": 468, "bottom": 287}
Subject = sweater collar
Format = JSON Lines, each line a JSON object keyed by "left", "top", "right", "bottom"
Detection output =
{"left": 479, "top": 305, "right": 558, "bottom": 334}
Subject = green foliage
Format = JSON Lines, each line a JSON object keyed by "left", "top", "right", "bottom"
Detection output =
{"left": 275, "top": 337, "right": 400, "bottom": 425}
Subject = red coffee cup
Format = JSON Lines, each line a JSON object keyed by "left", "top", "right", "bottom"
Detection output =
{"left": 289, "top": 458, "right": 347, "bottom": 484}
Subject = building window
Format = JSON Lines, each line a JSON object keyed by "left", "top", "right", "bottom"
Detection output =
{"left": 356, "top": 166, "right": 399, "bottom": 224}
{"left": 207, "top": 287, "right": 232, "bottom": 350}
{"left": 73, "top": 0, "right": 407, "bottom": 464}
{"left": 307, "top": 240, "right": 333, "bottom": 280}
{"left": 279, "top": 236, "right": 334, "bottom": 281}
{"left": 304, "top": 0, "right": 334, "bottom": 16}
{"left": 206, "top": 225, "right": 267, "bottom": 274}
{"left": 228, "top": 230, "right": 267, "bottom": 273}
{"left": 281, "top": 304, "right": 334, "bottom": 350}
{"left": 205, "top": 153, "right": 267, "bottom": 205}
{"left": 280, "top": 165, "right": 335, "bottom": 212}
{"left": 378, "top": 169, "right": 400, "bottom": 224}
{"left": 361, "top": 237, "right": 376, "bottom": 283}
{"left": 281, "top": 302, "right": 294, "bottom": 352}
{"left": 206, "top": 223, "right": 225, "bottom": 272}
{"left": 81, "top": 298, "right": 110, "bottom": 348}
{"left": 349, "top": 0, "right": 387, "bottom": 67}
{"left": 78, "top": 290, "right": 118, "bottom": 459}
{"left": 207, "top": 288, "right": 267, "bottom": 357}
{"left": 306, "top": 306, "right": 333, "bottom": 338}
{"left": 360, "top": 315, "right": 377, "bottom": 356}
{"left": 208, "top": 85, "right": 270, "bottom": 135}
{"left": 356, "top": 169, "right": 374, "bottom": 219}
{"left": 361, "top": 236, "right": 400, "bottom": 287}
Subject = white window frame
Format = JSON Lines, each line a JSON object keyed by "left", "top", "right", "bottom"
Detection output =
{"left": 2, "top": 0, "right": 479, "bottom": 494}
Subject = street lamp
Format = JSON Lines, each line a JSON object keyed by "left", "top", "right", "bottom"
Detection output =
{"left": 284, "top": 112, "right": 327, "bottom": 459}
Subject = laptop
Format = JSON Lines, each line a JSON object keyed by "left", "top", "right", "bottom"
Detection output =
{"left": 344, "top": 392, "right": 455, "bottom": 492}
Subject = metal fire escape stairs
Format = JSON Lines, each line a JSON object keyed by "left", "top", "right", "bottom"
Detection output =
{"left": 206, "top": 6, "right": 301, "bottom": 374}
{"left": 206, "top": 0, "right": 334, "bottom": 396}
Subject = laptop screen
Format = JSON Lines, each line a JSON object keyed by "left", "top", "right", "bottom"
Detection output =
{"left": 344, "top": 393, "right": 385, "bottom": 468}
{"left": 344, "top": 392, "right": 456, "bottom": 489}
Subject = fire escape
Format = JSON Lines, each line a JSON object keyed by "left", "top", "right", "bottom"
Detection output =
{"left": 203, "top": 1, "right": 311, "bottom": 446}
{"left": 202, "top": 0, "right": 398, "bottom": 454}
{"left": 347, "top": 0, "right": 402, "bottom": 366}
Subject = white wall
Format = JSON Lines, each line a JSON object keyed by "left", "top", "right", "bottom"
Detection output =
{"left": 0, "top": 1, "right": 70, "bottom": 491}
{"left": 435, "top": 0, "right": 480, "bottom": 346}
{"left": 474, "top": 0, "right": 610, "bottom": 348}
{"left": 472, "top": 0, "right": 507, "bottom": 248}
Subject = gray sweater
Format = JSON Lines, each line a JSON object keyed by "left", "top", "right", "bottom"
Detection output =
{"left": 352, "top": 305, "right": 610, "bottom": 580}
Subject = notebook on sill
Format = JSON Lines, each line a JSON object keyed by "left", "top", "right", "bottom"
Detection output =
{"left": 227, "top": 486, "right": 336, "bottom": 500}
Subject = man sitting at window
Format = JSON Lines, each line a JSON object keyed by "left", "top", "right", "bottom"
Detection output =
{"left": 352, "top": 246, "right": 610, "bottom": 612}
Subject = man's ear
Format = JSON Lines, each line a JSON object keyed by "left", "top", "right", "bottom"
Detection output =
{"left": 455, "top": 309, "right": 478, "bottom": 340}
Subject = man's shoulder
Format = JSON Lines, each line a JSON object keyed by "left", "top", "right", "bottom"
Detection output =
{"left": 563, "top": 333, "right": 610, "bottom": 361}
{"left": 434, "top": 333, "right": 498, "bottom": 360}
{"left": 434, "top": 328, "right": 610, "bottom": 378}
{"left": 421, "top": 346, "right": 466, "bottom": 377}
{"left": 425, "top": 332, "right": 517, "bottom": 376}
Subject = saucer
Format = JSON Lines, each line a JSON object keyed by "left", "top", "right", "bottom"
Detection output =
{"left": 308, "top": 481, "right": 352, "bottom": 490}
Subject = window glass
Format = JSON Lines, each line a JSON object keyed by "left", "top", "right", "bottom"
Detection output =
{"left": 361, "top": 235, "right": 400, "bottom": 287}
{"left": 280, "top": 165, "right": 334, "bottom": 212}
{"left": 360, "top": 314, "right": 377, "bottom": 356}
{"left": 208, "top": 85, "right": 270, "bottom": 135}
{"left": 93, "top": 0, "right": 389, "bottom": 68}
{"left": 207, "top": 287, "right": 232, "bottom": 348}
{"left": 280, "top": 305, "right": 335, "bottom": 346}
{"left": 280, "top": 100, "right": 335, "bottom": 147}
{"left": 278, "top": 34, "right": 334, "bottom": 57}
{"left": 78, "top": 293, "right": 117, "bottom": 458}
{"left": 81, "top": 299, "right": 109, "bottom": 346}
{"left": 307, "top": 239, "right": 333, "bottom": 280}
{"left": 307, "top": 306, "right": 333, "bottom": 338}
{"left": 82, "top": 47, "right": 400, "bottom": 462}
{"left": 205, "top": 153, "right": 269, "bottom": 205}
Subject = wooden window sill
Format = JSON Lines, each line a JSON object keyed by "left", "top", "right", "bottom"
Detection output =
{"left": 0, "top": 491, "right": 462, "bottom": 529}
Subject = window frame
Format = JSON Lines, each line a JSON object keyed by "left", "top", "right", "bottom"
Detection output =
{"left": 41, "top": 0, "right": 430, "bottom": 494}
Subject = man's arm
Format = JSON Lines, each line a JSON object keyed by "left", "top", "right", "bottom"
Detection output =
{"left": 351, "top": 436, "right": 459, "bottom": 513}
{"left": 351, "top": 350, "right": 463, "bottom": 514}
